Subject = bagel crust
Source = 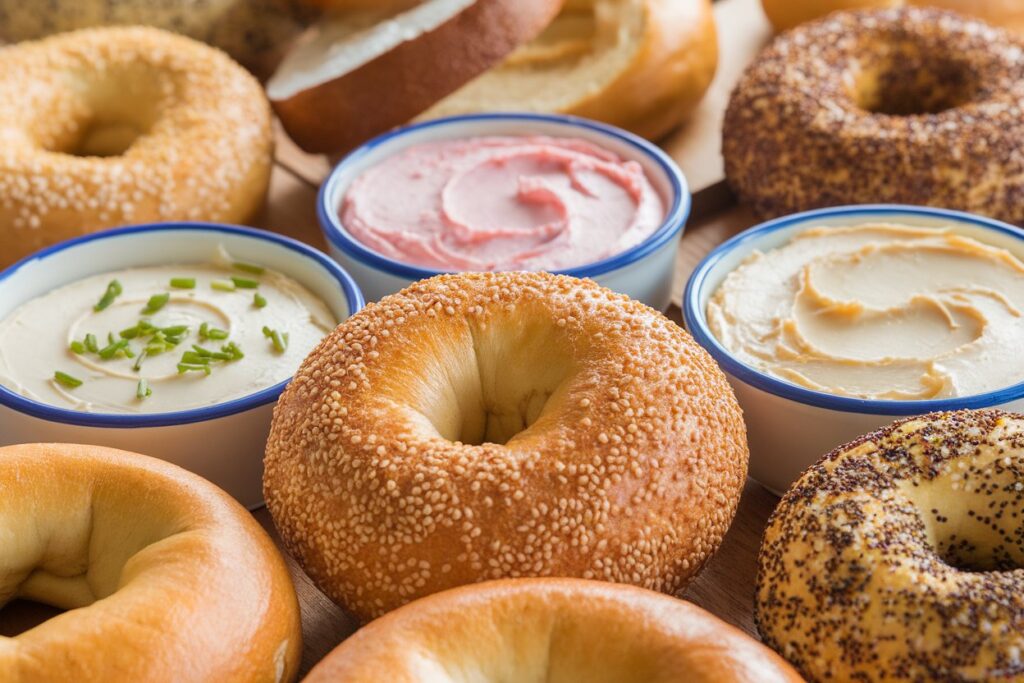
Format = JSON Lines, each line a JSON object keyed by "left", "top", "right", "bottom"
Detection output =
{"left": 757, "top": 410, "right": 1024, "bottom": 682}
{"left": 761, "top": 0, "right": 1024, "bottom": 34}
{"left": 306, "top": 579, "right": 804, "bottom": 682}
{"left": 264, "top": 272, "right": 749, "bottom": 621}
{"left": 722, "top": 8, "right": 1024, "bottom": 224}
{"left": 0, "top": 443, "right": 301, "bottom": 682}
{"left": 0, "top": 27, "right": 273, "bottom": 267}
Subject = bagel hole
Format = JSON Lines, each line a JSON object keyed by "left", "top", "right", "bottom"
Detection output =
{"left": 0, "top": 599, "right": 63, "bottom": 636}
{"left": 855, "top": 48, "right": 976, "bottom": 116}
{"left": 414, "top": 315, "right": 575, "bottom": 446}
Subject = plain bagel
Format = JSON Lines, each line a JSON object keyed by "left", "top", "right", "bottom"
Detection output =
{"left": 0, "top": 26, "right": 273, "bottom": 267}
{"left": 761, "top": 0, "right": 1024, "bottom": 34}
{"left": 758, "top": 410, "right": 1024, "bottom": 681}
{"left": 264, "top": 272, "right": 749, "bottom": 621}
{"left": 268, "top": 0, "right": 563, "bottom": 153}
{"left": 306, "top": 579, "right": 805, "bottom": 682}
{"left": 0, "top": 443, "right": 301, "bottom": 682}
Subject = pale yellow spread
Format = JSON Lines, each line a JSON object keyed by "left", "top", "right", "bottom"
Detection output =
{"left": 0, "top": 253, "right": 335, "bottom": 414}
{"left": 707, "top": 224, "right": 1024, "bottom": 400}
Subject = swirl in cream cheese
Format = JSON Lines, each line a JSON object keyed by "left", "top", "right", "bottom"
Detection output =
{"left": 340, "top": 136, "right": 665, "bottom": 271}
{"left": 707, "top": 224, "right": 1024, "bottom": 400}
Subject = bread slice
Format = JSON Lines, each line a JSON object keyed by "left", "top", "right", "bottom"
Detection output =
{"left": 268, "top": 0, "right": 564, "bottom": 153}
{"left": 421, "top": 0, "right": 719, "bottom": 140}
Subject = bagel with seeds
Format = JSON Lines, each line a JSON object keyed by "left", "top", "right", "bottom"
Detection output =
{"left": 0, "top": 27, "right": 273, "bottom": 267}
{"left": 264, "top": 272, "right": 749, "bottom": 620}
{"left": 761, "top": 0, "right": 1024, "bottom": 34}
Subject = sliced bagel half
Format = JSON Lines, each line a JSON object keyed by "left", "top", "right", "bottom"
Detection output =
{"left": 268, "top": 0, "right": 564, "bottom": 153}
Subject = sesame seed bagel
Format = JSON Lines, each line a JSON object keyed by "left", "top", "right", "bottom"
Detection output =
{"left": 305, "top": 578, "right": 805, "bottom": 682}
{"left": 722, "top": 8, "right": 1024, "bottom": 224}
{"left": 756, "top": 410, "right": 1024, "bottom": 682}
{"left": 0, "top": 443, "right": 301, "bottom": 682}
{"left": 0, "top": 27, "right": 273, "bottom": 267}
{"left": 761, "top": 0, "right": 1024, "bottom": 34}
{"left": 264, "top": 272, "right": 749, "bottom": 621}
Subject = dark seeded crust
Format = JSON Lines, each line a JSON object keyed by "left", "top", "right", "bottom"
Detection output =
{"left": 756, "top": 410, "right": 1024, "bottom": 682}
{"left": 264, "top": 272, "right": 749, "bottom": 621}
{"left": 272, "top": 0, "right": 564, "bottom": 154}
{"left": 722, "top": 8, "right": 1024, "bottom": 224}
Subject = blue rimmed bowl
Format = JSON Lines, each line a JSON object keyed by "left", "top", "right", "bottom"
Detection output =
{"left": 0, "top": 223, "right": 363, "bottom": 508}
{"left": 318, "top": 112, "right": 690, "bottom": 311}
{"left": 684, "top": 205, "right": 1024, "bottom": 494}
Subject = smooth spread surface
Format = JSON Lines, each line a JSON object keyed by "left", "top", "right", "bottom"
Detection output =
{"left": 340, "top": 136, "right": 664, "bottom": 271}
{"left": 708, "top": 223, "right": 1024, "bottom": 400}
{"left": 0, "top": 255, "right": 335, "bottom": 413}
{"left": 757, "top": 410, "right": 1024, "bottom": 682}
{"left": 305, "top": 579, "right": 804, "bottom": 682}
{"left": 264, "top": 272, "right": 748, "bottom": 620}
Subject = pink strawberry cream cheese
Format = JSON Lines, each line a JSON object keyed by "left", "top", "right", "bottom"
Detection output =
{"left": 339, "top": 136, "right": 665, "bottom": 271}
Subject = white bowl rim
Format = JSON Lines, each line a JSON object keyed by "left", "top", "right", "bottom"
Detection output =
{"left": 0, "top": 222, "right": 365, "bottom": 428}
{"left": 317, "top": 112, "right": 691, "bottom": 279}
{"left": 683, "top": 204, "right": 1024, "bottom": 416}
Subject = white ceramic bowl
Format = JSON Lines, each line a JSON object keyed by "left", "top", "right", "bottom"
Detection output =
{"left": 0, "top": 223, "right": 363, "bottom": 508}
{"left": 318, "top": 112, "right": 690, "bottom": 311}
{"left": 684, "top": 205, "right": 1024, "bottom": 495}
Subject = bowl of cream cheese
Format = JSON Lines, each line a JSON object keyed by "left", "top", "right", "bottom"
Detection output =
{"left": 318, "top": 112, "right": 690, "bottom": 310}
{"left": 684, "top": 205, "right": 1024, "bottom": 494}
{"left": 0, "top": 223, "right": 363, "bottom": 507}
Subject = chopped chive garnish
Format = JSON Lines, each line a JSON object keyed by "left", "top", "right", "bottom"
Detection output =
{"left": 222, "top": 342, "right": 244, "bottom": 360}
{"left": 199, "top": 322, "right": 229, "bottom": 340}
{"left": 230, "top": 276, "right": 259, "bottom": 289}
{"left": 190, "top": 344, "right": 212, "bottom": 357}
{"left": 69, "top": 340, "right": 86, "bottom": 354}
{"left": 136, "top": 379, "right": 152, "bottom": 399}
{"left": 180, "top": 351, "right": 211, "bottom": 365}
{"left": 54, "top": 371, "right": 83, "bottom": 388}
{"left": 177, "top": 363, "right": 211, "bottom": 376}
{"left": 120, "top": 324, "right": 142, "bottom": 339}
{"left": 93, "top": 280, "right": 123, "bottom": 311}
{"left": 211, "top": 280, "right": 235, "bottom": 292}
{"left": 84, "top": 333, "right": 99, "bottom": 353}
{"left": 132, "top": 349, "right": 147, "bottom": 372}
{"left": 232, "top": 261, "right": 265, "bottom": 275}
{"left": 98, "top": 338, "right": 130, "bottom": 360}
{"left": 161, "top": 325, "right": 189, "bottom": 337}
{"left": 170, "top": 277, "right": 195, "bottom": 289}
{"left": 253, "top": 292, "right": 267, "bottom": 309}
{"left": 262, "top": 326, "right": 288, "bottom": 354}
{"left": 142, "top": 292, "right": 170, "bottom": 314}
{"left": 107, "top": 332, "right": 116, "bottom": 345}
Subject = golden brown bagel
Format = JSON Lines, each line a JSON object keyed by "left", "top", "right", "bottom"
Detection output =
{"left": 0, "top": 27, "right": 273, "bottom": 267}
{"left": 306, "top": 579, "right": 805, "bottom": 682}
{"left": 757, "top": 410, "right": 1024, "bottom": 682}
{"left": 268, "top": 0, "right": 563, "bottom": 153}
{"left": 264, "top": 272, "right": 749, "bottom": 621}
{"left": 425, "top": 0, "right": 719, "bottom": 140}
{"left": 761, "top": 0, "right": 1024, "bottom": 33}
{"left": 0, "top": 443, "right": 301, "bottom": 682}
{"left": 722, "top": 8, "right": 1024, "bottom": 223}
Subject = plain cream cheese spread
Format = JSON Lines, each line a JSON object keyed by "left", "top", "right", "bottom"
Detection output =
{"left": 0, "top": 256, "right": 335, "bottom": 414}
{"left": 707, "top": 224, "right": 1024, "bottom": 400}
{"left": 340, "top": 135, "right": 665, "bottom": 271}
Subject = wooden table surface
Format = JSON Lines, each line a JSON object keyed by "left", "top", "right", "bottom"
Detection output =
{"left": 0, "top": 0, "right": 785, "bottom": 676}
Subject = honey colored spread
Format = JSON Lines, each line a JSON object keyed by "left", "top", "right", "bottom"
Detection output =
{"left": 707, "top": 224, "right": 1024, "bottom": 400}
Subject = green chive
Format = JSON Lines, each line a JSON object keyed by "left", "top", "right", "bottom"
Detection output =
{"left": 132, "top": 349, "right": 147, "bottom": 372}
{"left": 54, "top": 371, "right": 83, "bottom": 388}
{"left": 142, "top": 292, "right": 170, "bottom": 314}
{"left": 69, "top": 340, "right": 86, "bottom": 354}
{"left": 230, "top": 276, "right": 259, "bottom": 289}
{"left": 221, "top": 342, "right": 244, "bottom": 360}
{"left": 177, "top": 363, "right": 211, "bottom": 376}
{"left": 211, "top": 280, "right": 235, "bottom": 292}
{"left": 262, "top": 326, "right": 288, "bottom": 354}
{"left": 190, "top": 345, "right": 212, "bottom": 357}
{"left": 84, "top": 333, "right": 99, "bottom": 353}
{"left": 170, "top": 277, "right": 195, "bottom": 289}
{"left": 253, "top": 292, "right": 267, "bottom": 309}
{"left": 232, "top": 261, "right": 265, "bottom": 275}
{"left": 93, "top": 280, "right": 123, "bottom": 312}
{"left": 180, "top": 351, "right": 211, "bottom": 365}
{"left": 199, "top": 322, "right": 229, "bottom": 341}
{"left": 120, "top": 324, "right": 142, "bottom": 339}
{"left": 161, "top": 325, "right": 189, "bottom": 337}
{"left": 136, "top": 379, "right": 152, "bottom": 399}
{"left": 98, "top": 339, "right": 130, "bottom": 360}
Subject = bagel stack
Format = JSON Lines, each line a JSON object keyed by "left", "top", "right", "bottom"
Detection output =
{"left": 269, "top": 0, "right": 719, "bottom": 153}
